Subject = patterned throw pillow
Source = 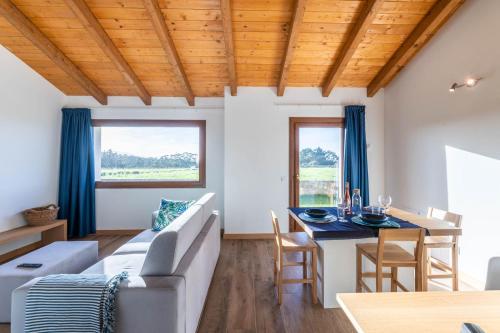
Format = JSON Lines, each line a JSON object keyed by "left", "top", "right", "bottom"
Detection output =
{"left": 152, "top": 199, "right": 195, "bottom": 231}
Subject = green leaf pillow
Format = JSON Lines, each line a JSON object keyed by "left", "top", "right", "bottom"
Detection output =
{"left": 152, "top": 199, "right": 195, "bottom": 231}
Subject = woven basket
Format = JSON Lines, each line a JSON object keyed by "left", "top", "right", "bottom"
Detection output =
{"left": 23, "top": 204, "right": 59, "bottom": 226}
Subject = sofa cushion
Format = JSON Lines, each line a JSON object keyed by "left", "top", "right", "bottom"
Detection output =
{"left": 128, "top": 229, "right": 158, "bottom": 243}
{"left": 194, "top": 193, "right": 216, "bottom": 223}
{"left": 82, "top": 253, "right": 147, "bottom": 276}
{"left": 113, "top": 242, "right": 150, "bottom": 255}
{"left": 141, "top": 205, "right": 203, "bottom": 276}
{"left": 152, "top": 199, "right": 195, "bottom": 231}
{"left": 113, "top": 229, "right": 158, "bottom": 255}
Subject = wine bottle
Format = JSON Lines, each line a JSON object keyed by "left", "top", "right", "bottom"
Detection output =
{"left": 344, "top": 182, "right": 351, "bottom": 213}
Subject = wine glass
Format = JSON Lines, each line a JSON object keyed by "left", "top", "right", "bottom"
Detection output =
{"left": 378, "top": 194, "right": 392, "bottom": 214}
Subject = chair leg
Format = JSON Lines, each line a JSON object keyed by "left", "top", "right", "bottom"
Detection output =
{"left": 452, "top": 243, "right": 459, "bottom": 291}
{"left": 415, "top": 246, "right": 424, "bottom": 292}
{"left": 273, "top": 245, "right": 277, "bottom": 286}
{"left": 277, "top": 268, "right": 283, "bottom": 305}
{"left": 422, "top": 246, "right": 428, "bottom": 292}
{"left": 303, "top": 250, "right": 307, "bottom": 280}
{"left": 415, "top": 264, "right": 422, "bottom": 292}
{"left": 376, "top": 265, "right": 383, "bottom": 292}
{"left": 311, "top": 247, "right": 318, "bottom": 304}
{"left": 391, "top": 267, "right": 398, "bottom": 292}
{"left": 356, "top": 247, "right": 362, "bottom": 292}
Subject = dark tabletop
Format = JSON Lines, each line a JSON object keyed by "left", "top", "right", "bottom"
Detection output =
{"left": 289, "top": 207, "right": 427, "bottom": 240}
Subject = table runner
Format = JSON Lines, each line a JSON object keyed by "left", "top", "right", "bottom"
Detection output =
{"left": 289, "top": 207, "right": 428, "bottom": 240}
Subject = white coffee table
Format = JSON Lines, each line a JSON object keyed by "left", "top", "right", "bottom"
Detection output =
{"left": 0, "top": 241, "right": 98, "bottom": 322}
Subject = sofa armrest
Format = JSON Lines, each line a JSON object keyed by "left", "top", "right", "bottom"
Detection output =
{"left": 12, "top": 276, "right": 186, "bottom": 333}
{"left": 11, "top": 277, "right": 40, "bottom": 332}
{"left": 152, "top": 210, "right": 159, "bottom": 228}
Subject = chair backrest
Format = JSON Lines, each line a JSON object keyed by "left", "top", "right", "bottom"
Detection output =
{"left": 485, "top": 257, "right": 500, "bottom": 290}
{"left": 427, "top": 207, "right": 462, "bottom": 242}
{"left": 270, "top": 210, "right": 282, "bottom": 249}
{"left": 377, "top": 228, "right": 426, "bottom": 266}
{"left": 427, "top": 207, "right": 462, "bottom": 227}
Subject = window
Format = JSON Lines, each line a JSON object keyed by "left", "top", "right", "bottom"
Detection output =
{"left": 290, "top": 118, "right": 344, "bottom": 208}
{"left": 93, "top": 120, "right": 206, "bottom": 188}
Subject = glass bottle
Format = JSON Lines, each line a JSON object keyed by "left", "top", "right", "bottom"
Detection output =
{"left": 352, "top": 188, "right": 362, "bottom": 216}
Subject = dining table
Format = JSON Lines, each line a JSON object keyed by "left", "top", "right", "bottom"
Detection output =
{"left": 337, "top": 291, "right": 500, "bottom": 333}
{"left": 288, "top": 207, "right": 462, "bottom": 308}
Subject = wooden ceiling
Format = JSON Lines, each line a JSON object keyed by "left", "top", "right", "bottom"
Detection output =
{"left": 0, "top": 0, "right": 464, "bottom": 105}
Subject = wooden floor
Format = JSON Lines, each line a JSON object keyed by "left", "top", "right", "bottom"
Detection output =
{"left": 198, "top": 239, "right": 355, "bottom": 333}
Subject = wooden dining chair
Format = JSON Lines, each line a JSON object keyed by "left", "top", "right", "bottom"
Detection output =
{"left": 423, "top": 207, "right": 462, "bottom": 291}
{"left": 271, "top": 211, "right": 317, "bottom": 304}
{"left": 356, "top": 228, "right": 426, "bottom": 293}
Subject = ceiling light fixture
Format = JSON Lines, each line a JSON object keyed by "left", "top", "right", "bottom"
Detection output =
{"left": 449, "top": 77, "right": 481, "bottom": 92}
{"left": 465, "top": 78, "right": 480, "bottom": 87}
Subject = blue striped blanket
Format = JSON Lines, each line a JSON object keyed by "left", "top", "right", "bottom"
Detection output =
{"left": 25, "top": 272, "right": 128, "bottom": 333}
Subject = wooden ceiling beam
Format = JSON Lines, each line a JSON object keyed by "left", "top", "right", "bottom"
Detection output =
{"left": 64, "top": 0, "right": 151, "bottom": 105}
{"left": 277, "top": 0, "right": 306, "bottom": 97}
{"left": 220, "top": 0, "right": 237, "bottom": 96}
{"left": 367, "top": 0, "right": 465, "bottom": 97}
{"left": 143, "top": 0, "right": 195, "bottom": 106}
{"left": 322, "top": 0, "right": 385, "bottom": 97}
{"left": 0, "top": 0, "right": 107, "bottom": 105}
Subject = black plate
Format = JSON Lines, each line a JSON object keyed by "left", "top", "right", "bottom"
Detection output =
{"left": 305, "top": 208, "right": 329, "bottom": 219}
{"left": 360, "top": 213, "right": 389, "bottom": 224}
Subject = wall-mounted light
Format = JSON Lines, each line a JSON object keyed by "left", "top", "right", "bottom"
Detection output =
{"left": 449, "top": 77, "right": 481, "bottom": 92}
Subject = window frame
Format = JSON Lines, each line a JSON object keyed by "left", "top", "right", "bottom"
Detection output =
{"left": 92, "top": 119, "right": 206, "bottom": 189}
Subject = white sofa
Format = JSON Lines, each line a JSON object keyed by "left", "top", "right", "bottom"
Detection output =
{"left": 11, "top": 193, "right": 220, "bottom": 333}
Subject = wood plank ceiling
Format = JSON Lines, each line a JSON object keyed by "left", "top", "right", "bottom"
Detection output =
{"left": 0, "top": 0, "right": 464, "bottom": 105}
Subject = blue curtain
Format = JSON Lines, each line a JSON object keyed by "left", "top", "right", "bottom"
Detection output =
{"left": 58, "top": 108, "right": 96, "bottom": 238}
{"left": 344, "top": 105, "right": 370, "bottom": 206}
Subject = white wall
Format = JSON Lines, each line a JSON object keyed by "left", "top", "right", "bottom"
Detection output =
{"left": 0, "top": 45, "right": 64, "bottom": 253}
{"left": 64, "top": 96, "right": 225, "bottom": 230}
{"left": 384, "top": 0, "right": 500, "bottom": 283}
{"left": 224, "top": 87, "right": 385, "bottom": 234}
